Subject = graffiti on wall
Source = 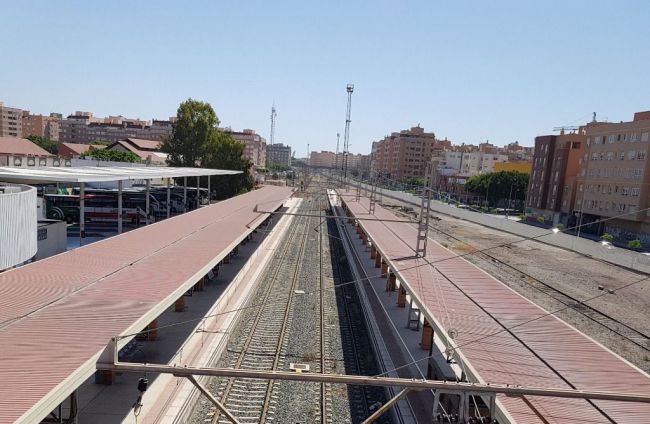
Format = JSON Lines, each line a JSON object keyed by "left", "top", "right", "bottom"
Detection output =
{"left": 604, "top": 226, "right": 650, "bottom": 245}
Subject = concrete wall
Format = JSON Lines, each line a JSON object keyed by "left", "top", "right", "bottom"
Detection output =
{"left": 35, "top": 221, "right": 67, "bottom": 261}
{"left": 0, "top": 184, "right": 37, "bottom": 270}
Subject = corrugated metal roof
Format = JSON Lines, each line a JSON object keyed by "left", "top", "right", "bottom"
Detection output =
{"left": 341, "top": 192, "right": 650, "bottom": 424}
{"left": 0, "top": 165, "right": 241, "bottom": 183}
{"left": 0, "top": 185, "right": 292, "bottom": 423}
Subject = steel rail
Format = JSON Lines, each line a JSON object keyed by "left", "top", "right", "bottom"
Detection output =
{"left": 211, "top": 203, "right": 309, "bottom": 423}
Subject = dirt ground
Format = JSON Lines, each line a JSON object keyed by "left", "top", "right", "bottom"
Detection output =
{"left": 380, "top": 198, "right": 650, "bottom": 374}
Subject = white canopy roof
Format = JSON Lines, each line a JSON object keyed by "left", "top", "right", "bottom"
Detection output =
{"left": 0, "top": 166, "right": 242, "bottom": 184}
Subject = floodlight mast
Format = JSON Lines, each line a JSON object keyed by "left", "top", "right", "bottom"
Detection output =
{"left": 342, "top": 84, "right": 354, "bottom": 183}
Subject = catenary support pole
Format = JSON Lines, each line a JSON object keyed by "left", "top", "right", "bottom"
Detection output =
{"left": 166, "top": 178, "right": 171, "bottom": 219}
{"left": 196, "top": 176, "right": 200, "bottom": 209}
{"left": 117, "top": 180, "right": 123, "bottom": 234}
{"left": 207, "top": 175, "right": 211, "bottom": 205}
{"left": 145, "top": 179, "right": 150, "bottom": 225}
{"left": 183, "top": 176, "right": 187, "bottom": 212}
{"left": 79, "top": 182, "right": 85, "bottom": 245}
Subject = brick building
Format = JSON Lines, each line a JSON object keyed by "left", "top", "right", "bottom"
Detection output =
{"left": 0, "top": 102, "right": 23, "bottom": 137}
{"left": 59, "top": 112, "right": 173, "bottom": 144}
{"left": 266, "top": 143, "right": 292, "bottom": 167}
{"left": 22, "top": 112, "right": 61, "bottom": 141}
{"left": 371, "top": 126, "right": 451, "bottom": 181}
{"left": 525, "top": 130, "right": 586, "bottom": 224}
{"left": 575, "top": 112, "right": 650, "bottom": 242}
{"left": 224, "top": 128, "right": 267, "bottom": 169}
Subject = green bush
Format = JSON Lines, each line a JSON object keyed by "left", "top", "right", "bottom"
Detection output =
{"left": 536, "top": 216, "right": 545, "bottom": 224}
{"left": 601, "top": 233, "right": 614, "bottom": 242}
{"left": 554, "top": 223, "right": 565, "bottom": 231}
{"left": 80, "top": 149, "right": 140, "bottom": 163}
{"left": 628, "top": 239, "right": 642, "bottom": 249}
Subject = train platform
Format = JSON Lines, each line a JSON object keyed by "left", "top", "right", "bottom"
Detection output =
{"left": 337, "top": 189, "right": 650, "bottom": 424}
{"left": 0, "top": 185, "right": 292, "bottom": 424}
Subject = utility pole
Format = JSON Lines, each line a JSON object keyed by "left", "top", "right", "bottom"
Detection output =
{"left": 343, "top": 84, "right": 354, "bottom": 186}
{"left": 335, "top": 132, "right": 340, "bottom": 172}
{"left": 269, "top": 105, "right": 277, "bottom": 146}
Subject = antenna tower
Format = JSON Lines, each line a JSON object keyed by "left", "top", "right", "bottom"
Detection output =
{"left": 269, "top": 106, "right": 277, "bottom": 145}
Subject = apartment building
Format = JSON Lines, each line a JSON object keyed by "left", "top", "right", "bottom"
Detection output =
{"left": 371, "top": 126, "right": 451, "bottom": 180}
{"left": 266, "top": 143, "right": 292, "bottom": 167}
{"left": 0, "top": 102, "right": 23, "bottom": 137}
{"left": 22, "top": 112, "right": 61, "bottom": 140}
{"left": 576, "top": 112, "right": 650, "bottom": 242}
{"left": 310, "top": 150, "right": 336, "bottom": 168}
{"left": 526, "top": 130, "right": 586, "bottom": 224}
{"left": 59, "top": 112, "right": 174, "bottom": 144}
{"left": 224, "top": 128, "right": 267, "bottom": 168}
{"left": 439, "top": 151, "right": 509, "bottom": 177}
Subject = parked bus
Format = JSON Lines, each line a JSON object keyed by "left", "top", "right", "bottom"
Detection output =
{"left": 45, "top": 192, "right": 161, "bottom": 224}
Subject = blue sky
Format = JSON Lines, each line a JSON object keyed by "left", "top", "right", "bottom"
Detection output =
{"left": 2, "top": 1, "right": 649, "bottom": 156}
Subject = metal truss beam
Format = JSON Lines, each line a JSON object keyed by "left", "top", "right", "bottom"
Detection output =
{"left": 96, "top": 362, "right": 650, "bottom": 404}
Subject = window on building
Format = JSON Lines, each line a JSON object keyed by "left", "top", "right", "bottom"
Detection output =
{"left": 638, "top": 151, "right": 646, "bottom": 160}
{"left": 641, "top": 132, "right": 650, "bottom": 142}
{"left": 608, "top": 135, "right": 616, "bottom": 144}
{"left": 620, "top": 152, "right": 625, "bottom": 160}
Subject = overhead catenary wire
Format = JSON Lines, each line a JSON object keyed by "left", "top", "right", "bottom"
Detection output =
{"left": 117, "top": 194, "right": 648, "bottom": 350}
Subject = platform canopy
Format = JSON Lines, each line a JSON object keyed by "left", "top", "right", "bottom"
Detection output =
{"left": 0, "top": 166, "right": 242, "bottom": 184}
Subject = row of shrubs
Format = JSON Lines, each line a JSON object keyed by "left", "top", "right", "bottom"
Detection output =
{"left": 533, "top": 216, "right": 643, "bottom": 249}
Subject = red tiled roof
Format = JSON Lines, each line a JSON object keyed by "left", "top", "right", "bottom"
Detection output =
{"left": 108, "top": 140, "right": 167, "bottom": 164}
{"left": 124, "top": 138, "right": 162, "bottom": 150}
{"left": 0, "top": 137, "right": 53, "bottom": 157}
{"left": 59, "top": 143, "right": 106, "bottom": 157}
{"left": 0, "top": 185, "right": 292, "bottom": 423}
{"left": 341, "top": 193, "right": 650, "bottom": 424}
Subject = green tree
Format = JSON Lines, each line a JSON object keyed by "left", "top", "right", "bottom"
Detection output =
{"left": 162, "top": 99, "right": 254, "bottom": 199}
{"left": 26, "top": 135, "right": 60, "bottom": 155}
{"left": 403, "top": 176, "right": 426, "bottom": 187}
{"left": 464, "top": 171, "right": 529, "bottom": 207}
{"left": 80, "top": 149, "right": 140, "bottom": 162}
{"left": 162, "top": 99, "right": 218, "bottom": 167}
{"left": 203, "top": 132, "right": 254, "bottom": 199}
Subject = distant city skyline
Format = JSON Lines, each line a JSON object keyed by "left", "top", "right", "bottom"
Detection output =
{"left": 2, "top": 1, "right": 649, "bottom": 157}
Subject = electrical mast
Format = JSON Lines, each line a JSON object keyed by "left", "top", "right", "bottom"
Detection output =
{"left": 335, "top": 132, "right": 340, "bottom": 171}
{"left": 269, "top": 106, "right": 277, "bottom": 145}
{"left": 343, "top": 84, "right": 354, "bottom": 181}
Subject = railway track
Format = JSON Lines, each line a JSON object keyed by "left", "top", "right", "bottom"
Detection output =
{"left": 326, "top": 207, "right": 391, "bottom": 423}
{"left": 210, "top": 200, "right": 313, "bottom": 424}
{"left": 388, "top": 206, "right": 650, "bottom": 353}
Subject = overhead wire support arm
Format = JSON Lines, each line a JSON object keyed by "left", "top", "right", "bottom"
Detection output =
{"left": 415, "top": 162, "right": 433, "bottom": 257}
